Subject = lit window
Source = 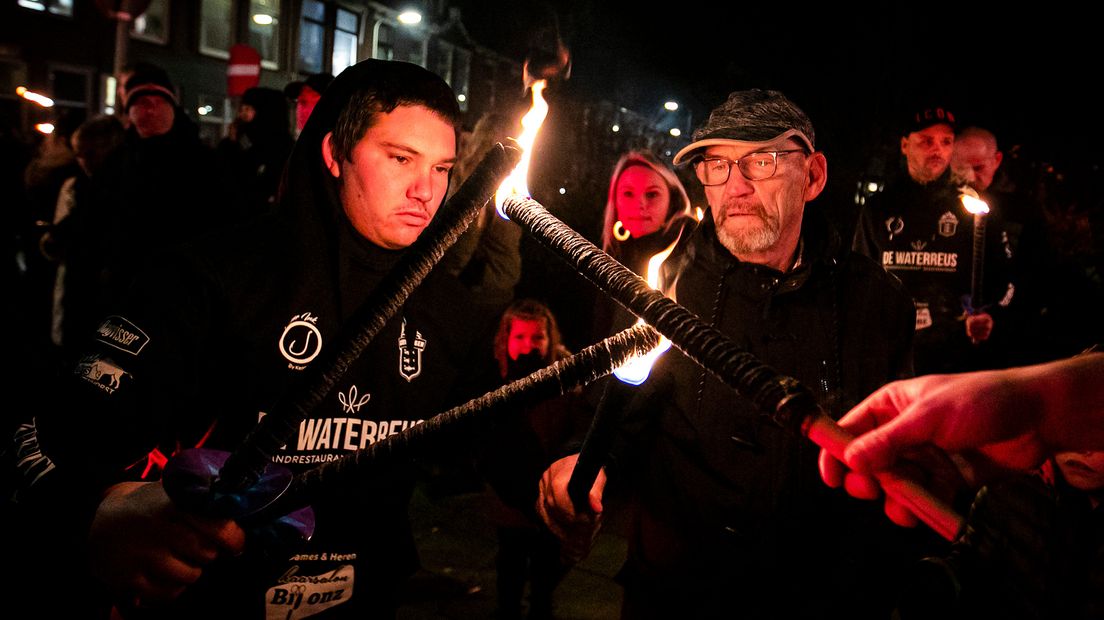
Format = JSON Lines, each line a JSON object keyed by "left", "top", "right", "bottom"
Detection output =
{"left": 332, "top": 7, "right": 359, "bottom": 76}
{"left": 132, "top": 0, "right": 169, "bottom": 44}
{"left": 249, "top": 0, "right": 281, "bottom": 67}
{"left": 200, "top": 0, "right": 234, "bottom": 58}
{"left": 18, "top": 0, "right": 72, "bottom": 17}
{"left": 195, "top": 93, "right": 230, "bottom": 147}
{"left": 297, "top": 0, "right": 326, "bottom": 73}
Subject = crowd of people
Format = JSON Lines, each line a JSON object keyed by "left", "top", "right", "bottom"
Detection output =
{"left": 4, "top": 57, "right": 1102, "bottom": 619}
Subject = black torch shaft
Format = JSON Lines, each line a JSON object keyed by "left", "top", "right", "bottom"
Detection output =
{"left": 213, "top": 143, "right": 521, "bottom": 495}
{"left": 501, "top": 195, "right": 964, "bottom": 540}
{"left": 260, "top": 325, "right": 661, "bottom": 517}
{"left": 970, "top": 212, "right": 986, "bottom": 308}
{"left": 566, "top": 378, "right": 632, "bottom": 511}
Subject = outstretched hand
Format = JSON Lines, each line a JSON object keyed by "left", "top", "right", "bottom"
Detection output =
{"left": 819, "top": 354, "right": 1104, "bottom": 527}
{"left": 818, "top": 371, "right": 1047, "bottom": 526}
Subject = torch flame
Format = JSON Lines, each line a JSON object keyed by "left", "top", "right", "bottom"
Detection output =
{"left": 960, "top": 191, "right": 990, "bottom": 215}
{"left": 495, "top": 80, "right": 550, "bottom": 218}
{"left": 613, "top": 240, "right": 678, "bottom": 385}
{"left": 16, "top": 86, "right": 55, "bottom": 108}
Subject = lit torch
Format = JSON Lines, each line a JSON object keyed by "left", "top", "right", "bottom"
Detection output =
{"left": 16, "top": 86, "right": 54, "bottom": 108}
{"left": 567, "top": 239, "right": 680, "bottom": 510}
{"left": 492, "top": 46, "right": 683, "bottom": 511}
{"left": 493, "top": 34, "right": 569, "bottom": 216}
{"left": 960, "top": 188, "right": 990, "bottom": 313}
{"left": 495, "top": 79, "right": 549, "bottom": 218}
{"left": 611, "top": 241, "right": 677, "bottom": 385}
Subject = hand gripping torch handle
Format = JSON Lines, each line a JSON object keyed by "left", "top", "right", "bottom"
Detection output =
{"left": 566, "top": 378, "right": 632, "bottom": 512}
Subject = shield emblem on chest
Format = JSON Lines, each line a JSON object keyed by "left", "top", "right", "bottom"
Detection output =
{"left": 398, "top": 319, "right": 426, "bottom": 382}
{"left": 938, "top": 212, "right": 959, "bottom": 237}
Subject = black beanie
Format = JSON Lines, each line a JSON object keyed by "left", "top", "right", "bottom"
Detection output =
{"left": 124, "top": 64, "right": 179, "bottom": 111}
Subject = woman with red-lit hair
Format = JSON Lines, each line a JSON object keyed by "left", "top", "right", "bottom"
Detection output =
{"left": 595, "top": 151, "right": 697, "bottom": 338}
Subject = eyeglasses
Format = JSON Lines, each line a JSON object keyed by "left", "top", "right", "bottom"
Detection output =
{"left": 694, "top": 150, "right": 806, "bottom": 186}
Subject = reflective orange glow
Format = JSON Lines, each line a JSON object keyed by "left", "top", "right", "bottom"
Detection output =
{"left": 495, "top": 80, "right": 549, "bottom": 217}
{"left": 613, "top": 239, "right": 677, "bottom": 385}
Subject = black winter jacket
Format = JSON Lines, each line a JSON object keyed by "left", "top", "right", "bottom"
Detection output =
{"left": 853, "top": 171, "right": 1016, "bottom": 374}
{"left": 612, "top": 208, "right": 929, "bottom": 618}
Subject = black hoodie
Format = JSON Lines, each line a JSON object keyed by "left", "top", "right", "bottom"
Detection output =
{"left": 16, "top": 60, "right": 503, "bottom": 619}
{"left": 218, "top": 86, "right": 294, "bottom": 215}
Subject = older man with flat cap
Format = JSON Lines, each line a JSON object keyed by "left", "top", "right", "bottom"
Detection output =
{"left": 538, "top": 89, "right": 926, "bottom": 618}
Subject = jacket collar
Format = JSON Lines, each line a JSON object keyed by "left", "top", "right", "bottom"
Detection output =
{"left": 686, "top": 205, "right": 842, "bottom": 281}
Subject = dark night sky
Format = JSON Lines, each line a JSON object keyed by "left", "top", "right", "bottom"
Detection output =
{"left": 450, "top": 2, "right": 1101, "bottom": 350}
{"left": 455, "top": 1, "right": 1100, "bottom": 173}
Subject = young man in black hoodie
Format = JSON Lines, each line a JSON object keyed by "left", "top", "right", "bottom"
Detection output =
{"left": 7, "top": 59, "right": 510, "bottom": 619}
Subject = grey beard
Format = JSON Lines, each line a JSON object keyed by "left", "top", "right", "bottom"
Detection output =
{"left": 715, "top": 213, "right": 780, "bottom": 257}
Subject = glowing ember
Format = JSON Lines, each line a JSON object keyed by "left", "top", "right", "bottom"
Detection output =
{"left": 695, "top": 207, "right": 705, "bottom": 221}
{"left": 495, "top": 80, "right": 549, "bottom": 217}
{"left": 613, "top": 239, "right": 678, "bottom": 384}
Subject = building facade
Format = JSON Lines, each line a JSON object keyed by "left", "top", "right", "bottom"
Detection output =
{"left": 2, "top": 0, "right": 524, "bottom": 142}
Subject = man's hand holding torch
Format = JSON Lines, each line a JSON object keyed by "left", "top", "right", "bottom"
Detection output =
{"left": 537, "top": 454, "right": 606, "bottom": 564}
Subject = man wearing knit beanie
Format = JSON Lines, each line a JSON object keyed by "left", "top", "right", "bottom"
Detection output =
{"left": 123, "top": 64, "right": 179, "bottom": 138}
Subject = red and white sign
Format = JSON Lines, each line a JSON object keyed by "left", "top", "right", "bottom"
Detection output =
{"left": 227, "top": 44, "right": 262, "bottom": 97}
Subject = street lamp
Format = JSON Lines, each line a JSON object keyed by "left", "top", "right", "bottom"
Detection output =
{"left": 398, "top": 10, "right": 422, "bottom": 25}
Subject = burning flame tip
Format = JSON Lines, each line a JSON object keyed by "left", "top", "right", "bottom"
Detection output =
{"left": 495, "top": 79, "right": 550, "bottom": 216}
{"left": 614, "top": 238, "right": 680, "bottom": 384}
{"left": 961, "top": 193, "right": 990, "bottom": 215}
